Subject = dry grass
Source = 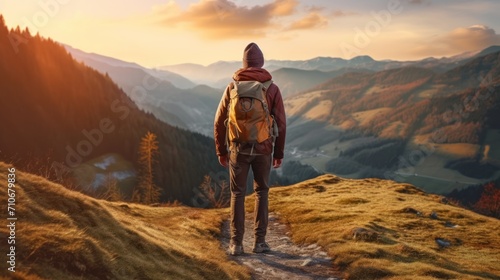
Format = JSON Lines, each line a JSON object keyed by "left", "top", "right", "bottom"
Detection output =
{"left": 434, "top": 143, "right": 480, "bottom": 159}
{"left": 379, "top": 121, "right": 408, "bottom": 139}
{"left": 0, "top": 162, "right": 249, "bottom": 280}
{"left": 303, "top": 100, "right": 333, "bottom": 121}
{"left": 283, "top": 90, "right": 324, "bottom": 116}
{"left": 352, "top": 108, "right": 392, "bottom": 127}
{"left": 417, "top": 85, "right": 442, "bottom": 99}
{"left": 363, "top": 85, "right": 385, "bottom": 96}
{"left": 268, "top": 175, "right": 500, "bottom": 279}
{"left": 3, "top": 160, "right": 499, "bottom": 280}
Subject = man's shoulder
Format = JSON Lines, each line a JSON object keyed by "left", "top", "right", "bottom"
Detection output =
{"left": 267, "top": 82, "right": 281, "bottom": 94}
{"left": 233, "top": 67, "right": 272, "bottom": 83}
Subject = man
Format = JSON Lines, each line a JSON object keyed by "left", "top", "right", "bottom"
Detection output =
{"left": 214, "top": 42, "right": 286, "bottom": 256}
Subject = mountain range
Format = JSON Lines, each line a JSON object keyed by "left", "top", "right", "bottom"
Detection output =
{"left": 2, "top": 12, "right": 499, "bottom": 197}
{"left": 160, "top": 46, "right": 500, "bottom": 88}
{"left": 65, "top": 45, "right": 219, "bottom": 136}
{"left": 284, "top": 52, "right": 500, "bottom": 194}
{"left": 62, "top": 40, "right": 500, "bottom": 195}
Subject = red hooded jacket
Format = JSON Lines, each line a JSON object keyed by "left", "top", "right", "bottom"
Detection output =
{"left": 214, "top": 67, "right": 286, "bottom": 159}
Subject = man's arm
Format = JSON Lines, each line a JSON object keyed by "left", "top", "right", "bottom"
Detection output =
{"left": 271, "top": 85, "right": 286, "bottom": 161}
{"left": 214, "top": 85, "right": 231, "bottom": 159}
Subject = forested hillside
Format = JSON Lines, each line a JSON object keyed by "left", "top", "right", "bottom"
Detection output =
{"left": 285, "top": 52, "right": 500, "bottom": 192}
{"left": 65, "top": 46, "right": 221, "bottom": 136}
{"left": 0, "top": 16, "right": 222, "bottom": 204}
{"left": 287, "top": 54, "right": 500, "bottom": 141}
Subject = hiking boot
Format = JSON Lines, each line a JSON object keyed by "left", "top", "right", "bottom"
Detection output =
{"left": 229, "top": 244, "right": 244, "bottom": 256}
{"left": 252, "top": 242, "right": 271, "bottom": 253}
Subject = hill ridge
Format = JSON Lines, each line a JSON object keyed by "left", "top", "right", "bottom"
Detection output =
{"left": 283, "top": 50, "right": 500, "bottom": 193}
{"left": 268, "top": 174, "right": 500, "bottom": 279}
{"left": 2, "top": 162, "right": 499, "bottom": 279}
{"left": 0, "top": 161, "right": 248, "bottom": 280}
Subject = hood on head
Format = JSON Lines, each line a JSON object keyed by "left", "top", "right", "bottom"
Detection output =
{"left": 243, "top": 42, "right": 264, "bottom": 68}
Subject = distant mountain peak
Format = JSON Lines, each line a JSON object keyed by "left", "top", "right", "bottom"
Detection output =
{"left": 210, "top": 60, "right": 239, "bottom": 66}
{"left": 476, "top": 45, "right": 500, "bottom": 57}
{"left": 351, "top": 55, "right": 375, "bottom": 63}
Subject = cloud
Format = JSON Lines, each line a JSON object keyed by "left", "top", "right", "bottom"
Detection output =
{"left": 413, "top": 25, "right": 500, "bottom": 57}
{"left": 330, "top": 9, "right": 357, "bottom": 17}
{"left": 152, "top": 1, "right": 181, "bottom": 18}
{"left": 286, "top": 12, "right": 328, "bottom": 31}
{"left": 155, "top": 0, "right": 299, "bottom": 39}
{"left": 405, "top": 0, "right": 432, "bottom": 7}
{"left": 332, "top": 10, "right": 348, "bottom": 17}
{"left": 305, "top": 5, "right": 326, "bottom": 13}
{"left": 407, "top": 0, "right": 432, "bottom": 5}
{"left": 271, "top": 0, "right": 297, "bottom": 16}
{"left": 447, "top": 25, "right": 500, "bottom": 48}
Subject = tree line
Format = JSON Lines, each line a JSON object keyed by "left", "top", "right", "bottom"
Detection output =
{"left": 0, "top": 16, "right": 224, "bottom": 205}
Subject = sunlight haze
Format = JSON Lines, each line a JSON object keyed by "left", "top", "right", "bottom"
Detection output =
{"left": 1, "top": 0, "right": 500, "bottom": 66}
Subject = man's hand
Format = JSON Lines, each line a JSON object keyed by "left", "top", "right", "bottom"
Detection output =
{"left": 273, "top": 158, "right": 282, "bottom": 169}
{"left": 218, "top": 154, "right": 229, "bottom": 168}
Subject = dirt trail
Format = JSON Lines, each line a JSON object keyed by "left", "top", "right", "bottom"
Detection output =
{"left": 221, "top": 212, "right": 343, "bottom": 280}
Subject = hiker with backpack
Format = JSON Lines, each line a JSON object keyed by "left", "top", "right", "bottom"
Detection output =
{"left": 214, "top": 42, "right": 286, "bottom": 256}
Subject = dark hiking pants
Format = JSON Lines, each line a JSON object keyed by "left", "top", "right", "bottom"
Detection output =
{"left": 229, "top": 152, "right": 272, "bottom": 245}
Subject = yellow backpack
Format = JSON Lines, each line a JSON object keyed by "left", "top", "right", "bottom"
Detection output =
{"left": 226, "top": 80, "right": 277, "bottom": 145}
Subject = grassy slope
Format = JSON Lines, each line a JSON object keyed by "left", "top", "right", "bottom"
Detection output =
{"left": 267, "top": 175, "right": 500, "bottom": 280}
{"left": 0, "top": 162, "right": 249, "bottom": 280}
{"left": 3, "top": 160, "right": 499, "bottom": 280}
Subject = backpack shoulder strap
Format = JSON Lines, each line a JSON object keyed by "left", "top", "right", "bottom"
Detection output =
{"left": 262, "top": 80, "right": 273, "bottom": 92}
{"left": 231, "top": 80, "right": 273, "bottom": 99}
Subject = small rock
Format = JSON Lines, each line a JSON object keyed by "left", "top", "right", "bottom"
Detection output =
{"left": 242, "top": 262, "right": 255, "bottom": 268}
{"left": 402, "top": 207, "right": 420, "bottom": 215}
{"left": 254, "top": 268, "right": 264, "bottom": 273}
{"left": 307, "top": 244, "right": 319, "bottom": 249}
{"left": 301, "top": 258, "right": 314, "bottom": 267}
{"left": 313, "top": 185, "right": 326, "bottom": 192}
{"left": 351, "top": 227, "right": 379, "bottom": 242}
{"left": 430, "top": 211, "right": 439, "bottom": 219}
{"left": 435, "top": 238, "right": 451, "bottom": 248}
{"left": 315, "top": 251, "right": 328, "bottom": 257}
{"left": 444, "top": 221, "right": 458, "bottom": 228}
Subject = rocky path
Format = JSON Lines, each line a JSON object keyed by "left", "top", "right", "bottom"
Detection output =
{"left": 221, "top": 212, "right": 343, "bottom": 280}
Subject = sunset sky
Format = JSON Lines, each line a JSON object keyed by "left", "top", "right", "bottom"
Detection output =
{"left": 1, "top": 0, "right": 500, "bottom": 67}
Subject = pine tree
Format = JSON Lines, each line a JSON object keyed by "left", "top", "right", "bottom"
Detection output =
{"left": 133, "top": 131, "right": 161, "bottom": 204}
{"left": 198, "top": 175, "right": 229, "bottom": 208}
{"left": 102, "top": 174, "right": 122, "bottom": 202}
